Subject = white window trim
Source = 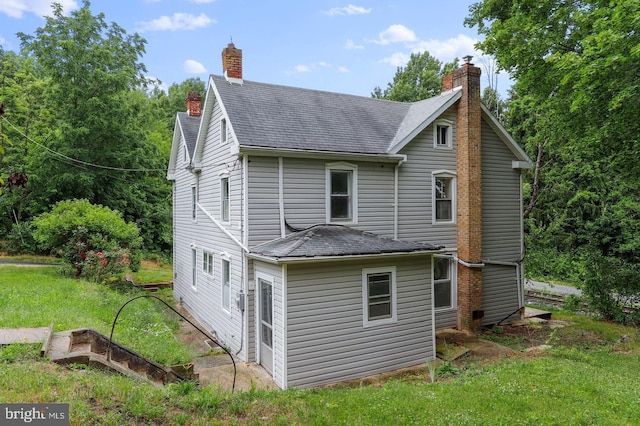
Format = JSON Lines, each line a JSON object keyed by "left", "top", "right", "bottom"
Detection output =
{"left": 325, "top": 162, "right": 358, "bottom": 224}
{"left": 362, "top": 266, "right": 397, "bottom": 328}
{"left": 191, "top": 184, "right": 198, "bottom": 222}
{"left": 220, "top": 176, "right": 230, "bottom": 223}
{"left": 202, "top": 250, "right": 214, "bottom": 276}
{"left": 432, "top": 170, "right": 457, "bottom": 225}
{"left": 221, "top": 255, "right": 231, "bottom": 313}
{"left": 220, "top": 117, "right": 227, "bottom": 144}
{"left": 433, "top": 255, "right": 457, "bottom": 311}
{"left": 191, "top": 247, "right": 198, "bottom": 292}
{"left": 433, "top": 119, "right": 453, "bottom": 149}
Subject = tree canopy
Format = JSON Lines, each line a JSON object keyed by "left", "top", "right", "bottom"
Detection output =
{"left": 467, "top": 0, "right": 640, "bottom": 322}
{"left": 372, "top": 52, "right": 458, "bottom": 102}
{"left": 0, "top": 1, "right": 200, "bottom": 254}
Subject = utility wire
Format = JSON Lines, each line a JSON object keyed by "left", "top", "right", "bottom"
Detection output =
{"left": 1, "top": 116, "right": 233, "bottom": 174}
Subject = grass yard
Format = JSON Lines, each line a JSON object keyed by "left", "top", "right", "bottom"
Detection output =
{"left": 1, "top": 264, "right": 639, "bottom": 425}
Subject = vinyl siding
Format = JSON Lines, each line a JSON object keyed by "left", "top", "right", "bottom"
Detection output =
{"left": 397, "top": 107, "right": 458, "bottom": 248}
{"left": 480, "top": 117, "right": 524, "bottom": 324}
{"left": 172, "top": 98, "right": 247, "bottom": 358}
{"left": 285, "top": 256, "right": 433, "bottom": 389}
{"left": 247, "top": 156, "right": 396, "bottom": 246}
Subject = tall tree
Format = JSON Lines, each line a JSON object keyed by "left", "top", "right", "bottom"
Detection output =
{"left": 466, "top": 0, "right": 640, "bottom": 321}
{"left": 15, "top": 0, "right": 172, "bottom": 252}
{"left": 372, "top": 52, "right": 458, "bottom": 102}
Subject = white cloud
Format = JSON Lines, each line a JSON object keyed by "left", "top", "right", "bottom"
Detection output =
{"left": 345, "top": 39, "right": 364, "bottom": 50}
{"left": 0, "top": 36, "right": 5, "bottom": 45}
{"left": 0, "top": 0, "right": 78, "bottom": 18}
{"left": 337, "top": 66, "right": 350, "bottom": 73}
{"left": 136, "top": 13, "right": 215, "bottom": 32}
{"left": 412, "top": 34, "right": 480, "bottom": 62}
{"left": 373, "top": 24, "right": 416, "bottom": 45}
{"left": 325, "top": 4, "right": 372, "bottom": 16}
{"left": 184, "top": 59, "right": 207, "bottom": 74}
{"left": 380, "top": 52, "right": 410, "bottom": 67}
{"left": 293, "top": 64, "right": 311, "bottom": 73}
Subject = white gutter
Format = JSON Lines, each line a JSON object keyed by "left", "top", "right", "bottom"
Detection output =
{"left": 453, "top": 256, "right": 485, "bottom": 268}
{"left": 393, "top": 155, "right": 408, "bottom": 240}
{"left": 238, "top": 145, "right": 406, "bottom": 163}
{"left": 278, "top": 157, "right": 286, "bottom": 238}
{"left": 197, "top": 203, "right": 249, "bottom": 252}
{"left": 247, "top": 249, "right": 445, "bottom": 265}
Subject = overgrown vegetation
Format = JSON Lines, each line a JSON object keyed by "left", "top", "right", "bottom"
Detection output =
{"left": 1, "top": 265, "right": 639, "bottom": 424}
{"left": 31, "top": 199, "right": 142, "bottom": 280}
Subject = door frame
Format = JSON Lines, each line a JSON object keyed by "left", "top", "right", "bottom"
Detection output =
{"left": 256, "top": 272, "right": 275, "bottom": 375}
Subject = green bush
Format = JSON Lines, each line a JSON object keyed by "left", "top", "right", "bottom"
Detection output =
{"left": 32, "top": 199, "right": 142, "bottom": 279}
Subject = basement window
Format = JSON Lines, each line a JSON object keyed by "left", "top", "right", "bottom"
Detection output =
{"left": 433, "top": 119, "right": 453, "bottom": 149}
{"left": 362, "top": 267, "right": 397, "bottom": 327}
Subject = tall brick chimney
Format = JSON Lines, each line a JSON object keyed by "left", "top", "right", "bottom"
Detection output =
{"left": 186, "top": 91, "right": 202, "bottom": 117}
{"left": 222, "top": 42, "right": 243, "bottom": 80}
{"left": 448, "top": 57, "right": 483, "bottom": 334}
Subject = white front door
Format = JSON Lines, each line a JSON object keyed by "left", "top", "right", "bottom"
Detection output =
{"left": 259, "top": 278, "right": 273, "bottom": 373}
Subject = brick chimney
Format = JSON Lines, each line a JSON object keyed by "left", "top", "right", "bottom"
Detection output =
{"left": 448, "top": 58, "right": 483, "bottom": 334}
{"left": 186, "top": 91, "right": 202, "bottom": 117}
{"left": 222, "top": 42, "right": 243, "bottom": 80}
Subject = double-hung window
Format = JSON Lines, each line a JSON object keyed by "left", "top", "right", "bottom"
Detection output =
{"left": 433, "top": 256, "right": 456, "bottom": 309}
{"left": 221, "top": 257, "right": 231, "bottom": 311}
{"left": 362, "top": 267, "right": 397, "bottom": 327}
{"left": 326, "top": 163, "right": 358, "bottom": 223}
{"left": 432, "top": 171, "right": 456, "bottom": 223}
{"left": 220, "top": 118, "right": 227, "bottom": 144}
{"left": 221, "top": 177, "right": 230, "bottom": 222}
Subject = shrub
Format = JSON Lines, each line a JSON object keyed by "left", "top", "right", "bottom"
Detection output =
{"left": 32, "top": 199, "right": 142, "bottom": 279}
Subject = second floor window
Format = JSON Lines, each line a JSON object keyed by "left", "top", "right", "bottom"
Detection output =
{"left": 221, "top": 177, "right": 230, "bottom": 222}
{"left": 220, "top": 118, "right": 227, "bottom": 144}
{"left": 326, "top": 163, "right": 357, "bottom": 223}
{"left": 433, "top": 172, "right": 456, "bottom": 223}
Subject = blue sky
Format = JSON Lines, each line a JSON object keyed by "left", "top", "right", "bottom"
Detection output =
{"left": 0, "top": 0, "right": 508, "bottom": 97}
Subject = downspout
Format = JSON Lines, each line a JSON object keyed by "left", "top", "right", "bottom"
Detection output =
{"left": 278, "top": 157, "right": 285, "bottom": 238}
{"left": 393, "top": 155, "right": 408, "bottom": 240}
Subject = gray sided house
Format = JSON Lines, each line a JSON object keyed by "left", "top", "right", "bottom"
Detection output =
{"left": 167, "top": 43, "right": 532, "bottom": 389}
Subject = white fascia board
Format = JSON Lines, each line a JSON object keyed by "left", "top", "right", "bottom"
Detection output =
{"left": 481, "top": 103, "right": 533, "bottom": 165}
{"left": 246, "top": 249, "right": 446, "bottom": 265}
{"left": 192, "top": 79, "right": 216, "bottom": 164}
{"left": 237, "top": 145, "right": 406, "bottom": 163}
{"left": 388, "top": 89, "right": 462, "bottom": 155}
{"left": 167, "top": 115, "right": 182, "bottom": 180}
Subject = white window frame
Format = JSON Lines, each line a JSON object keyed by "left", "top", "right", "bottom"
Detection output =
{"left": 191, "top": 247, "right": 197, "bottom": 291}
{"left": 220, "top": 176, "right": 230, "bottom": 222}
{"left": 202, "top": 250, "right": 214, "bottom": 276}
{"left": 433, "top": 119, "right": 453, "bottom": 149}
{"left": 191, "top": 184, "right": 197, "bottom": 222}
{"left": 326, "top": 162, "right": 358, "bottom": 224}
{"left": 220, "top": 253, "right": 231, "bottom": 312}
{"left": 433, "top": 255, "right": 457, "bottom": 311}
{"left": 362, "top": 266, "right": 397, "bottom": 328}
{"left": 220, "top": 118, "right": 227, "bottom": 144}
{"left": 432, "top": 170, "right": 456, "bottom": 224}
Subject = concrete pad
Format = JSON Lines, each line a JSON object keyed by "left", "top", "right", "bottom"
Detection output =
{"left": 0, "top": 327, "right": 50, "bottom": 345}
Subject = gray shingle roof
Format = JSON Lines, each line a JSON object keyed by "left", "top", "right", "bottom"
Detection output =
{"left": 177, "top": 112, "right": 201, "bottom": 159}
{"left": 250, "top": 224, "right": 443, "bottom": 260}
{"left": 211, "top": 75, "right": 413, "bottom": 155}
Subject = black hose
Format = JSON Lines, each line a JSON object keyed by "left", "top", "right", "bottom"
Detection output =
{"left": 106, "top": 294, "right": 237, "bottom": 392}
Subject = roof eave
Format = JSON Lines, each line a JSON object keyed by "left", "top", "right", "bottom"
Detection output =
{"left": 238, "top": 145, "right": 407, "bottom": 163}
{"left": 247, "top": 249, "right": 446, "bottom": 265}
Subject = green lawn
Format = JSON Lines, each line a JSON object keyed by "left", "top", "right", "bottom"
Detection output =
{"left": 1, "top": 265, "right": 639, "bottom": 425}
